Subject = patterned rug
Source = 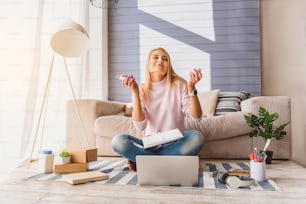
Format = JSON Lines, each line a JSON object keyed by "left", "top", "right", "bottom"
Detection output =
{"left": 26, "top": 160, "right": 281, "bottom": 191}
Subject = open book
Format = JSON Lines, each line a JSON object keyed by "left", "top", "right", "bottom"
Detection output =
{"left": 142, "top": 128, "right": 184, "bottom": 149}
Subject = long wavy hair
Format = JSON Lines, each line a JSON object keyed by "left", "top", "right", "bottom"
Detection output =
{"left": 141, "top": 47, "right": 186, "bottom": 105}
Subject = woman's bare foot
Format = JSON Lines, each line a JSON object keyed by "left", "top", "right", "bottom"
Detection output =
{"left": 127, "top": 160, "right": 137, "bottom": 171}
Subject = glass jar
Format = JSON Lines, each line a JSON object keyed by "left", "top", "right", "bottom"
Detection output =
{"left": 38, "top": 149, "right": 54, "bottom": 173}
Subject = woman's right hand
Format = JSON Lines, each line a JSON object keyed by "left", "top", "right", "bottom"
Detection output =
{"left": 121, "top": 75, "right": 139, "bottom": 94}
{"left": 120, "top": 75, "right": 144, "bottom": 122}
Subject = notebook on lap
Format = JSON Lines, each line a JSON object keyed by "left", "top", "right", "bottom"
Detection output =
{"left": 142, "top": 128, "right": 184, "bottom": 149}
{"left": 136, "top": 155, "right": 199, "bottom": 187}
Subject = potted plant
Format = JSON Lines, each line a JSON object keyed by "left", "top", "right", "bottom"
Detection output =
{"left": 56, "top": 151, "right": 71, "bottom": 165}
{"left": 244, "top": 106, "right": 289, "bottom": 164}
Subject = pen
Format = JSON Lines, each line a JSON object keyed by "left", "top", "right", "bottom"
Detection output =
{"left": 254, "top": 148, "right": 257, "bottom": 162}
{"left": 249, "top": 152, "right": 255, "bottom": 161}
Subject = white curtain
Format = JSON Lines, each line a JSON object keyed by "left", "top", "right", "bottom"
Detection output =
{"left": 0, "top": 0, "right": 102, "bottom": 178}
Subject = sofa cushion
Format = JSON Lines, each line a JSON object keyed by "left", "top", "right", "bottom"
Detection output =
{"left": 185, "top": 111, "right": 251, "bottom": 142}
{"left": 94, "top": 114, "right": 143, "bottom": 138}
{"left": 198, "top": 89, "right": 220, "bottom": 117}
{"left": 95, "top": 111, "right": 251, "bottom": 142}
{"left": 215, "top": 91, "right": 251, "bottom": 115}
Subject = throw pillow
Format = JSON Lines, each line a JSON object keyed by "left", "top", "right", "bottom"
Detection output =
{"left": 215, "top": 91, "right": 251, "bottom": 115}
{"left": 197, "top": 89, "right": 220, "bottom": 117}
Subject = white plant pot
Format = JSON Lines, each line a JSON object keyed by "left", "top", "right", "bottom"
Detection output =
{"left": 55, "top": 156, "right": 71, "bottom": 165}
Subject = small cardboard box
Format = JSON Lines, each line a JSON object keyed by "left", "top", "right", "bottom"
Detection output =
{"left": 64, "top": 147, "right": 97, "bottom": 164}
{"left": 54, "top": 163, "right": 87, "bottom": 174}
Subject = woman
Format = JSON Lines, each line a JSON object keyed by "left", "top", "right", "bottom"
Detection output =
{"left": 111, "top": 47, "right": 204, "bottom": 171}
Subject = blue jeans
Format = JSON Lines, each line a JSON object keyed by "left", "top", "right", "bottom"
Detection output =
{"left": 111, "top": 130, "right": 205, "bottom": 162}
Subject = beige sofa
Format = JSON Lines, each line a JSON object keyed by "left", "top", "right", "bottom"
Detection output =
{"left": 66, "top": 96, "right": 291, "bottom": 159}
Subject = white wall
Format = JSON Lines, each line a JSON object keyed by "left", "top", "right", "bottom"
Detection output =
{"left": 261, "top": 0, "right": 306, "bottom": 166}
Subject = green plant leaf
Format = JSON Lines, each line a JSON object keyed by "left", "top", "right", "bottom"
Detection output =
{"left": 59, "top": 151, "right": 70, "bottom": 157}
{"left": 249, "top": 129, "right": 258, "bottom": 137}
{"left": 244, "top": 106, "right": 289, "bottom": 141}
{"left": 274, "top": 123, "right": 288, "bottom": 140}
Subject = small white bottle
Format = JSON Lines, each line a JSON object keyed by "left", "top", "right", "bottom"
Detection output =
{"left": 38, "top": 149, "right": 54, "bottom": 173}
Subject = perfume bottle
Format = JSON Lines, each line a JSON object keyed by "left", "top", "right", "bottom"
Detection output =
{"left": 115, "top": 74, "right": 134, "bottom": 83}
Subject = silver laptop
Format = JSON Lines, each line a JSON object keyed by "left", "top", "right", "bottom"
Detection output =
{"left": 136, "top": 155, "right": 199, "bottom": 187}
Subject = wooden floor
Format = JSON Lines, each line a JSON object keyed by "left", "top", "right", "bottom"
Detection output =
{"left": 1, "top": 158, "right": 306, "bottom": 204}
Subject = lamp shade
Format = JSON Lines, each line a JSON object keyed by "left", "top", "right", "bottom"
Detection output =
{"left": 50, "top": 21, "right": 89, "bottom": 58}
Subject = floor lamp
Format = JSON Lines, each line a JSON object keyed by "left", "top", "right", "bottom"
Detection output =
{"left": 28, "top": 21, "right": 90, "bottom": 167}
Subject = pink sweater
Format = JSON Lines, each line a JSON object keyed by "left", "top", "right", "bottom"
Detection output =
{"left": 133, "top": 78, "right": 196, "bottom": 137}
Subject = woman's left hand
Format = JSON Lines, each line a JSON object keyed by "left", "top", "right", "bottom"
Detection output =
{"left": 188, "top": 68, "right": 202, "bottom": 89}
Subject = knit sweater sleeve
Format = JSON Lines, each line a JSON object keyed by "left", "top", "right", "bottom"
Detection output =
{"left": 132, "top": 106, "right": 148, "bottom": 132}
{"left": 132, "top": 87, "right": 148, "bottom": 133}
{"left": 181, "top": 83, "right": 201, "bottom": 122}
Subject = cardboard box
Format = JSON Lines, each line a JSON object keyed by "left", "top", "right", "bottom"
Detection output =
{"left": 64, "top": 147, "right": 97, "bottom": 164}
{"left": 54, "top": 163, "right": 87, "bottom": 174}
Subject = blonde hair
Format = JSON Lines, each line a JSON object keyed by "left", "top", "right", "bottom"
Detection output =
{"left": 141, "top": 47, "right": 185, "bottom": 105}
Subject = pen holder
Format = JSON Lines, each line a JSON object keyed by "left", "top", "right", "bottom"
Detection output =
{"left": 250, "top": 160, "right": 266, "bottom": 182}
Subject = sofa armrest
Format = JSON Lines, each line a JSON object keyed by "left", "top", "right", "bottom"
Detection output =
{"left": 241, "top": 96, "right": 290, "bottom": 125}
{"left": 241, "top": 96, "right": 291, "bottom": 159}
{"left": 66, "top": 99, "right": 126, "bottom": 148}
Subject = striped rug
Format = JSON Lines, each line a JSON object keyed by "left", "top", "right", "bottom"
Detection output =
{"left": 26, "top": 160, "right": 281, "bottom": 191}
